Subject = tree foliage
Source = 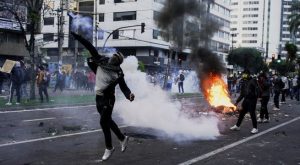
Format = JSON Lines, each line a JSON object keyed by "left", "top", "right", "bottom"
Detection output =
{"left": 228, "top": 48, "right": 267, "bottom": 73}
{"left": 269, "top": 60, "right": 295, "bottom": 75}
{"left": 285, "top": 42, "right": 298, "bottom": 62}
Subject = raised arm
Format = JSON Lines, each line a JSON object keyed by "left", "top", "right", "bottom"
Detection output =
{"left": 71, "top": 32, "right": 100, "bottom": 59}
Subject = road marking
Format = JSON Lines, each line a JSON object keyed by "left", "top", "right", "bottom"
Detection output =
{"left": 179, "top": 116, "right": 300, "bottom": 165}
{"left": 0, "top": 105, "right": 96, "bottom": 114}
{"left": 22, "top": 116, "right": 75, "bottom": 122}
{"left": 23, "top": 117, "right": 56, "bottom": 122}
{"left": 0, "top": 125, "right": 128, "bottom": 148}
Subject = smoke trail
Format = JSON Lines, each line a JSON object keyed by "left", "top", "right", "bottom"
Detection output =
{"left": 115, "top": 56, "right": 220, "bottom": 141}
{"left": 157, "top": 0, "right": 226, "bottom": 94}
{"left": 68, "top": 12, "right": 93, "bottom": 38}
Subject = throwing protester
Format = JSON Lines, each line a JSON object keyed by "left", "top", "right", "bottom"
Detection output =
{"left": 71, "top": 32, "right": 135, "bottom": 161}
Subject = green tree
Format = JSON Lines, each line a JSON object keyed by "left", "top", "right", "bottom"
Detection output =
{"left": 269, "top": 60, "right": 295, "bottom": 75}
{"left": 228, "top": 48, "right": 267, "bottom": 73}
{"left": 138, "top": 61, "right": 145, "bottom": 72}
{"left": 285, "top": 42, "right": 298, "bottom": 62}
{"left": 288, "top": 1, "right": 300, "bottom": 36}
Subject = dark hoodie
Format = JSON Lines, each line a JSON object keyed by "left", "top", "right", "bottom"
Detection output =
{"left": 71, "top": 32, "right": 131, "bottom": 99}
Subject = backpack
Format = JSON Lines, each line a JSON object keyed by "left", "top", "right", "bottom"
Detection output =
{"left": 179, "top": 74, "right": 185, "bottom": 81}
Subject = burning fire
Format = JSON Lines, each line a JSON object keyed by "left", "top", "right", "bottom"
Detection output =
{"left": 202, "top": 74, "right": 236, "bottom": 113}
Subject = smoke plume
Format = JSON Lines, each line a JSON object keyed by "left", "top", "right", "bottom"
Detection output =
{"left": 115, "top": 56, "right": 220, "bottom": 141}
{"left": 157, "top": 0, "right": 226, "bottom": 91}
{"left": 68, "top": 12, "right": 93, "bottom": 38}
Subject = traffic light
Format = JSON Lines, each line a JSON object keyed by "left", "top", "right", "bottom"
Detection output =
{"left": 141, "top": 23, "right": 145, "bottom": 33}
{"left": 277, "top": 54, "right": 281, "bottom": 63}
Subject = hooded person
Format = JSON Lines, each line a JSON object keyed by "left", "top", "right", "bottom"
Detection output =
{"left": 230, "top": 69, "right": 260, "bottom": 134}
{"left": 71, "top": 32, "right": 135, "bottom": 161}
{"left": 6, "top": 61, "right": 24, "bottom": 105}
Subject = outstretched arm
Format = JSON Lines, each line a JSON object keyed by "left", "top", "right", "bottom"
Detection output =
{"left": 119, "top": 76, "right": 134, "bottom": 101}
{"left": 71, "top": 32, "right": 100, "bottom": 59}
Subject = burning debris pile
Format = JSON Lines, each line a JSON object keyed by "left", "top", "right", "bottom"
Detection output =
{"left": 158, "top": 0, "right": 237, "bottom": 114}
{"left": 201, "top": 74, "right": 236, "bottom": 114}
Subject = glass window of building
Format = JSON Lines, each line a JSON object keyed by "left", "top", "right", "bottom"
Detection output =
{"left": 113, "top": 11, "right": 136, "bottom": 21}
{"left": 44, "top": 17, "right": 54, "bottom": 25}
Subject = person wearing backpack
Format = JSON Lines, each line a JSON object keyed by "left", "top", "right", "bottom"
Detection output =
{"left": 6, "top": 61, "right": 24, "bottom": 105}
{"left": 257, "top": 73, "right": 271, "bottom": 123}
{"left": 177, "top": 71, "right": 185, "bottom": 94}
{"left": 230, "top": 70, "right": 259, "bottom": 134}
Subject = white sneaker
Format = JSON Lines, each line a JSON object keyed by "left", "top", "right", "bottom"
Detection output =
{"left": 257, "top": 118, "right": 263, "bottom": 123}
{"left": 230, "top": 125, "right": 240, "bottom": 131}
{"left": 273, "top": 107, "right": 280, "bottom": 111}
{"left": 102, "top": 147, "right": 115, "bottom": 161}
{"left": 120, "top": 136, "right": 129, "bottom": 152}
{"left": 5, "top": 102, "right": 12, "bottom": 106}
{"left": 263, "top": 118, "right": 269, "bottom": 123}
{"left": 251, "top": 128, "right": 258, "bottom": 134}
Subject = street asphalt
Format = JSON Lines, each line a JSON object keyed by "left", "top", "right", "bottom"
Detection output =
{"left": 0, "top": 96, "right": 299, "bottom": 165}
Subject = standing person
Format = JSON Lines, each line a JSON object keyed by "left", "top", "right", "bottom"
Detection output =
{"left": 273, "top": 75, "right": 284, "bottom": 111}
{"left": 281, "top": 75, "right": 288, "bottom": 104}
{"left": 6, "top": 61, "right": 24, "bottom": 105}
{"left": 0, "top": 70, "right": 6, "bottom": 94}
{"left": 292, "top": 75, "right": 299, "bottom": 101}
{"left": 177, "top": 71, "right": 185, "bottom": 94}
{"left": 71, "top": 32, "right": 135, "bottom": 161}
{"left": 87, "top": 71, "right": 96, "bottom": 91}
{"left": 230, "top": 70, "right": 260, "bottom": 134}
{"left": 21, "top": 61, "right": 32, "bottom": 103}
{"left": 53, "top": 70, "right": 65, "bottom": 92}
{"left": 36, "top": 66, "right": 49, "bottom": 103}
{"left": 257, "top": 73, "right": 271, "bottom": 123}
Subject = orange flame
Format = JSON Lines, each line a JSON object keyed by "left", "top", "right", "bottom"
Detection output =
{"left": 202, "top": 74, "right": 236, "bottom": 113}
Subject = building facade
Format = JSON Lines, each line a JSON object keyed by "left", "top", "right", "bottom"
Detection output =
{"left": 0, "top": 0, "right": 28, "bottom": 65}
{"left": 230, "top": 0, "right": 281, "bottom": 61}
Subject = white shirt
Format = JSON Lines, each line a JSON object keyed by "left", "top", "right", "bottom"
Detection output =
{"left": 95, "top": 66, "right": 118, "bottom": 95}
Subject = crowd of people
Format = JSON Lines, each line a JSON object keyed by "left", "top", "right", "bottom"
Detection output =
{"left": 0, "top": 61, "right": 96, "bottom": 105}
{"left": 229, "top": 70, "right": 300, "bottom": 134}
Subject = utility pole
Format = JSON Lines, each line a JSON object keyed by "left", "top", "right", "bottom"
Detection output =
{"left": 57, "top": 0, "right": 64, "bottom": 65}
{"left": 94, "top": 0, "right": 98, "bottom": 49}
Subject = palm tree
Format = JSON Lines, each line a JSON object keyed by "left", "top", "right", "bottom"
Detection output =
{"left": 285, "top": 42, "right": 298, "bottom": 62}
{"left": 288, "top": 1, "right": 300, "bottom": 36}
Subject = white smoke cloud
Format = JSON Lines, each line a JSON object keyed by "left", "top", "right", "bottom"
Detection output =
{"left": 171, "top": 71, "right": 200, "bottom": 93}
{"left": 115, "top": 56, "right": 220, "bottom": 141}
{"left": 68, "top": 12, "right": 93, "bottom": 37}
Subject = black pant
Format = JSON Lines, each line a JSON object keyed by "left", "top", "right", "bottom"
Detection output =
{"left": 54, "top": 81, "right": 64, "bottom": 92}
{"left": 39, "top": 84, "right": 49, "bottom": 102}
{"left": 260, "top": 96, "right": 269, "bottom": 120}
{"left": 178, "top": 82, "right": 184, "bottom": 93}
{"left": 0, "top": 79, "right": 3, "bottom": 94}
{"left": 96, "top": 95, "right": 125, "bottom": 149}
{"left": 236, "top": 99, "right": 257, "bottom": 129}
{"left": 281, "top": 89, "right": 287, "bottom": 102}
{"left": 9, "top": 82, "right": 21, "bottom": 103}
{"left": 274, "top": 91, "right": 280, "bottom": 108}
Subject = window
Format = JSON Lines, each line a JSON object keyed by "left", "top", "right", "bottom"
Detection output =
{"left": 43, "top": 33, "right": 54, "bottom": 42}
{"left": 243, "top": 14, "right": 258, "bottom": 18}
{"left": 231, "top": 28, "right": 237, "bottom": 31}
{"left": 153, "top": 29, "right": 160, "bottom": 39}
{"left": 113, "top": 30, "right": 119, "bottom": 39}
{"left": 243, "top": 21, "right": 258, "bottom": 24}
{"left": 243, "top": 1, "right": 259, "bottom": 5}
{"left": 114, "top": 0, "right": 136, "bottom": 3}
{"left": 243, "top": 8, "right": 259, "bottom": 11}
{"left": 242, "top": 34, "right": 257, "bottom": 37}
{"left": 99, "top": 0, "right": 105, "bottom": 4}
{"left": 113, "top": 11, "right": 136, "bottom": 21}
{"left": 231, "top": 15, "right": 238, "bottom": 18}
{"left": 242, "top": 40, "right": 257, "bottom": 43}
{"left": 154, "top": 0, "right": 165, "bottom": 4}
{"left": 99, "top": 13, "right": 104, "bottom": 22}
{"left": 153, "top": 11, "right": 160, "bottom": 21}
{"left": 44, "top": 17, "right": 54, "bottom": 25}
{"left": 242, "top": 27, "right": 258, "bottom": 30}
{"left": 231, "top": 2, "right": 238, "bottom": 5}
